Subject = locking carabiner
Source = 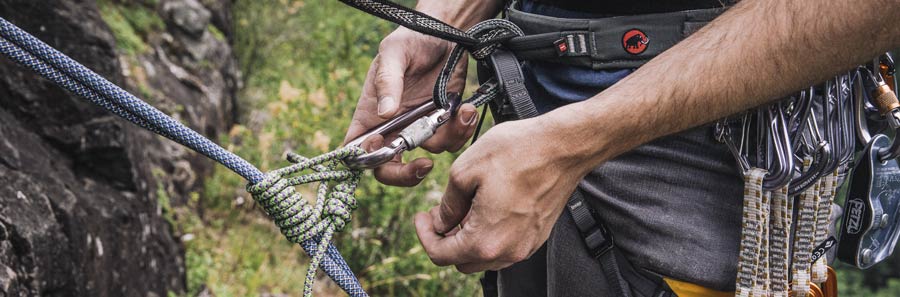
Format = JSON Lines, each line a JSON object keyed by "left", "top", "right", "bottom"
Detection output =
{"left": 342, "top": 94, "right": 462, "bottom": 169}
{"left": 857, "top": 63, "right": 900, "bottom": 161}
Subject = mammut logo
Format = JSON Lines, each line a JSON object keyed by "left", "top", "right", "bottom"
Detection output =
{"left": 622, "top": 29, "right": 649, "bottom": 55}
{"left": 847, "top": 198, "right": 865, "bottom": 234}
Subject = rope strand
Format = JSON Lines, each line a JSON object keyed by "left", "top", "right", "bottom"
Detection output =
{"left": 0, "top": 17, "right": 367, "bottom": 297}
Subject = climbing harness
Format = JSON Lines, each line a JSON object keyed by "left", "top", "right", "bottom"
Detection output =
{"left": 716, "top": 51, "right": 900, "bottom": 297}
{"left": 4, "top": 0, "right": 900, "bottom": 295}
{"left": 838, "top": 56, "right": 900, "bottom": 270}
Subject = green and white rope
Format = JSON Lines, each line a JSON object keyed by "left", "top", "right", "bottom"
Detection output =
{"left": 246, "top": 146, "right": 366, "bottom": 297}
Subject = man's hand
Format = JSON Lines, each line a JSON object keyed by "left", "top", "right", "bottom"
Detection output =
{"left": 413, "top": 117, "right": 591, "bottom": 273}
{"left": 344, "top": 27, "right": 480, "bottom": 187}
{"left": 344, "top": 0, "right": 504, "bottom": 187}
{"left": 410, "top": 0, "right": 900, "bottom": 274}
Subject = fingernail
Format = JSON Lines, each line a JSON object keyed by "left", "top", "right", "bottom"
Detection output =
{"left": 377, "top": 96, "right": 395, "bottom": 117}
{"left": 415, "top": 165, "right": 433, "bottom": 179}
{"left": 460, "top": 110, "right": 478, "bottom": 126}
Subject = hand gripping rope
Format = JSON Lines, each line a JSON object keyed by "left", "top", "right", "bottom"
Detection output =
{"left": 0, "top": 0, "right": 529, "bottom": 296}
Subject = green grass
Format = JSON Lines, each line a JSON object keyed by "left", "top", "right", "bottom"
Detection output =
{"left": 97, "top": 0, "right": 164, "bottom": 56}
{"left": 186, "top": 0, "right": 481, "bottom": 296}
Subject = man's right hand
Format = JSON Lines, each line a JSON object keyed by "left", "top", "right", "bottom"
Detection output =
{"left": 344, "top": 27, "right": 480, "bottom": 187}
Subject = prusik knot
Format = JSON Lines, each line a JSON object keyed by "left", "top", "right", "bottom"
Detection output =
{"left": 246, "top": 146, "right": 365, "bottom": 297}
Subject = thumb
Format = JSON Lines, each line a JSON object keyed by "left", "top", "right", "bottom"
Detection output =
{"left": 373, "top": 49, "right": 407, "bottom": 119}
{"left": 433, "top": 170, "right": 477, "bottom": 234}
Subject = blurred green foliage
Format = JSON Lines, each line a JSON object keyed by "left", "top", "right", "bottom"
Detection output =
{"left": 186, "top": 0, "right": 480, "bottom": 296}
{"left": 97, "top": 0, "right": 164, "bottom": 55}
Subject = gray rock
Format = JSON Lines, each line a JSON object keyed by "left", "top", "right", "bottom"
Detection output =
{"left": 0, "top": 0, "right": 239, "bottom": 295}
{"left": 163, "top": 0, "right": 213, "bottom": 39}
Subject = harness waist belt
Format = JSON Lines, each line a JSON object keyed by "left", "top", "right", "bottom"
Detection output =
{"left": 505, "top": 3, "right": 728, "bottom": 69}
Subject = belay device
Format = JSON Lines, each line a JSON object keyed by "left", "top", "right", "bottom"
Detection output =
{"left": 839, "top": 134, "right": 900, "bottom": 268}
{"left": 839, "top": 55, "right": 900, "bottom": 269}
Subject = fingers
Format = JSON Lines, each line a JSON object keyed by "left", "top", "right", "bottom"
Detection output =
{"left": 422, "top": 103, "right": 479, "bottom": 153}
{"left": 344, "top": 60, "right": 383, "bottom": 144}
{"left": 415, "top": 211, "right": 514, "bottom": 274}
{"left": 373, "top": 154, "right": 433, "bottom": 187}
{"left": 414, "top": 211, "right": 473, "bottom": 265}
{"left": 373, "top": 49, "right": 408, "bottom": 119}
{"left": 455, "top": 261, "right": 516, "bottom": 274}
{"left": 432, "top": 168, "right": 477, "bottom": 234}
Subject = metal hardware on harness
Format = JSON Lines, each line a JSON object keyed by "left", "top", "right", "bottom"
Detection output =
{"left": 343, "top": 94, "right": 461, "bottom": 169}
{"left": 838, "top": 134, "right": 900, "bottom": 269}
{"left": 857, "top": 66, "right": 900, "bottom": 162}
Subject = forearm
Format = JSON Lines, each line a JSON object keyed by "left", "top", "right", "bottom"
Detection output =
{"left": 547, "top": 0, "right": 900, "bottom": 175}
{"left": 416, "top": 0, "right": 504, "bottom": 29}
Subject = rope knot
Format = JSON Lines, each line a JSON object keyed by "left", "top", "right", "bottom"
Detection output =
{"left": 466, "top": 19, "right": 524, "bottom": 60}
{"left": 246, "top": 146, "right": 364, "bottom": 243}
{"left": 245, "top": 146, "right": 365, "bottom": 296}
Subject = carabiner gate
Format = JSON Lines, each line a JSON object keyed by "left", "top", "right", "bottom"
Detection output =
{"left": 342, "top": 94, "right": 462, "bottom": 169}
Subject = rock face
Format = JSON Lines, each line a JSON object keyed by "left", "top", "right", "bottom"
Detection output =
{"left": 0, "top": 0, "right": 238, "bottom": 296}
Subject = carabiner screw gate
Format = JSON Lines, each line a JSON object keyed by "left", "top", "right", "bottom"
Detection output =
{"left": 342, "top": 94, "right": 462, "bottom": 169}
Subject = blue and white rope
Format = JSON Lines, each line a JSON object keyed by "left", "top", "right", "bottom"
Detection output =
{"left": 0, "top": 17, "right": 366, "bottom": 297}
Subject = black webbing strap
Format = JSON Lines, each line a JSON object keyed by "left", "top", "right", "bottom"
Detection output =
{"left": 568, "top": 190, "right": 676, "bottom": 297}
{"left": 567, "top": 190, "right": 632, "bottom": 297}
{"left": 335, "top": 1, "right": 677, "bottom": 295}
{"left": 477, "top": 31, "right": 677, "bottom": 297}
{"left": 338, "top": 0, "right": 479, "bottom": 47}
{"left": 504, "top": 2, "right": 728, "bottom": 70}
{"left": 488, "top": 49, "right": 539, "bottom": 121}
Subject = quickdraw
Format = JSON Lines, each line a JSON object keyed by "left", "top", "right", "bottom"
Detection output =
{"left": 720, "top": 52, "right": 900, "bottom": 297}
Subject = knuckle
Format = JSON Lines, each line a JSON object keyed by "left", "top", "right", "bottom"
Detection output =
{"left": 438, "top": 201, "right": 458, "bottom": 222}
{"left": 507, "top": 248, "right": 530, "bottom": 263}
{"left": 447, "top": 167, "right": 467, "bottom": 187}
{"left": 474, "top": 243, "right": 502, "bottom": 261}
{"left": 378, "top": 37, "right": 396, "bottom": 52}
{"left": 427, "top": 254, "right": 449, "bottom": 266}
{"left": 446, "top": 140, "right": 466, "bottom": 153}
{"left": 374, "top": 69, "right": 401, "bottom": 88}
{"left": 456, "top": 265, "right": 477, "bottom": 275}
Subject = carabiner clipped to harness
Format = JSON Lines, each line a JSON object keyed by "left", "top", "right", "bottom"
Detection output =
{"left": 342, "top": 94, "right": 462, "bottom": 169}
{"left": 840, "top": 57, "right": 900, "bottom": 269}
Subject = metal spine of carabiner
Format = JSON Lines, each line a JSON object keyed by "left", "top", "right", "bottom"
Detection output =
{"left": 342, "top": 93, "right": 462, "bottom": 169}
{"left": 854, "top": 56, "right": 900, "bottom": 162}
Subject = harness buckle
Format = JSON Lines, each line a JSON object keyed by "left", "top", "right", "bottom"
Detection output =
{"left": 584, "top": 223, "right": 615, "bottom": 259}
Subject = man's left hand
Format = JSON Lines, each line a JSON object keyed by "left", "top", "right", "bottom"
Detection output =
{"left": 413, "top": 116, "right": 591, "bottom": 273}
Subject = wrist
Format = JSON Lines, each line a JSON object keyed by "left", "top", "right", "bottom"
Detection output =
{"left": 531, "top": 107, "right": 610, "bottom": 177}
{"left": 537, "top": 92, "right": 649, "bottom": 176}
{"left": 415, "top": 0, "right": 503, "bottom": 29}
